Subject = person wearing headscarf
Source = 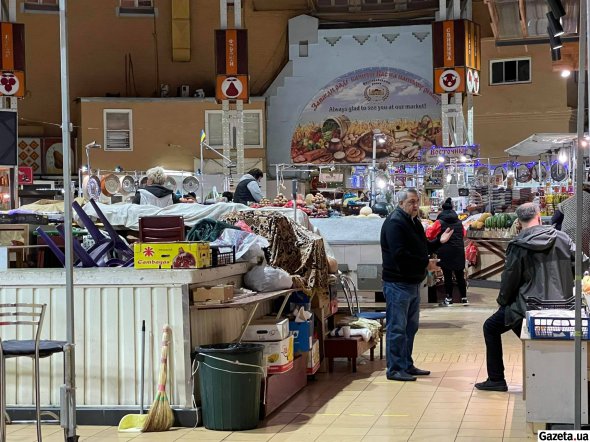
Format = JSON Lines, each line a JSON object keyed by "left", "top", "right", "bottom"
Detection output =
{"left": 427, "top": 198, "right": 467, "bottom": 305}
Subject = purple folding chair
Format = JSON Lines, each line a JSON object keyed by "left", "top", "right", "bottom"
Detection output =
{"left": 56, "top": 224, "right": 126, "bottom": 267}
{"left": 35, "top": 227, "right": 66, "bottom": 267}
{"left": 72, "top": 201, "right": 110, "bottom": 247}
{"left": 88, "top": 199, "right": 134, "bottom": 261}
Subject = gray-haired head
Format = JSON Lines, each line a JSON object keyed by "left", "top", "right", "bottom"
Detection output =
{"left": 515, "top": 202, "right": 540, "bottom": 223}
{"left": 396, "top": 188, "right": 419, "bottom": 206}
{"left": 146, "top": 166, "right": 167, "bottom": 186}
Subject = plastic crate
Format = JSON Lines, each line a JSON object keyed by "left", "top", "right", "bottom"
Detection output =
{"left": 526, "top": 296, "right": 576, "bottom": 311}
{"left": 211, "top": 245, "right": 235, "bottom": 267}
{"left": 528, "top": 315, "right": 588, "bottom": 339}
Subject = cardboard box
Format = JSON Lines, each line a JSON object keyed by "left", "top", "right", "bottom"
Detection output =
{"left": 134, "top": 242, "right": 211, "bottom": 269}
{"left": 242, "top": 318, "right": 290, "bottom": 342}
{"left": 289, "top": 315, "right": 314, "bottom": 353}
{"left": 193, "top": 284, "right": 234, "bottom": 304}
{"left": 245, "top": 335, "right": 294, "bottom": 375}
{"left": 307, "top": 339, "right": 320, "bottom": 374}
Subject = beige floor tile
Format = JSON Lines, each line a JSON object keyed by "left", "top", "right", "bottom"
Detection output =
{"left": 415, "top": 419, "right": 461, "bottom": 429}
{"left": 408, "top": 428, "right": 458, "bottom": 441}
{"left": 288, "top": 413, "right": 339, "bottom": 426}
{"left": 330, "top": 414, "right": 378, "bottom": 428}
{"left": 223, "top": 433, "right": 275, "bottom": 441}
{"left": 278, "top": 423, "right": 328, "bottom": 435}
{"left": 455, "top": 437, "right": 503, "bottom": 442}
{"left": 317, "top": 436, "right": 365, "bottom": 442}
{"left": 372, "top": 416, "right": 420, "bottom": 429}
{"left": 176, "top": 428, "right": 233, "bottom": 440}
{"left": 460, "top": 420, "right": 506, "bottom": 430}
{"left": 365, "top": 428, "right": 414, "bottom": 437}
{"left": 362, "top": 436, "right": 411, "bottom": 442}
{"left": 458, "top": 428, "right": 505, "bottom": 438}
{"left": 462, "top": 414, "right": 506, "bottom": 423}
{"left": 321, "top": 426, "right": 370, "bottom": 436}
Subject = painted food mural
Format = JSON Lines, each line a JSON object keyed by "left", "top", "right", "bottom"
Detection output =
{"left": 291, "top": 67, "right": 442, "bottom": 164}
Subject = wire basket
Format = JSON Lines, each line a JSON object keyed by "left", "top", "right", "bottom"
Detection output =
{"left": 528, "top": 316, "right": 588, "bottom": 340}
{"left": 211, "top": 245, "right": 235, "bottom": 267}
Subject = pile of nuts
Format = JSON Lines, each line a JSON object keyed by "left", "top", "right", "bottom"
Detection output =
{"left": 258, "top": 198, "right": 273, "bottom": 207}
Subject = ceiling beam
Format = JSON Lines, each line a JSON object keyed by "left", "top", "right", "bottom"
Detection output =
{"left": 483, "top": 0, "right": 499, "bottom": 38}
{"left": 518, "top": 0, "right": 528, "bottom": 37}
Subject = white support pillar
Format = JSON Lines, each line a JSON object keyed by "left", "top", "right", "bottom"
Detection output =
{"left": 441, "top": 93, "right": 450, "bottom": 146}
{"left": 221, "top": 99, "right": 231, "bottom": 174}
{"left": 454, "top": 93, "right": 464, "bottom": 146}
{"left": 233, "top": 0, "right": 242, "bottom": 28}
{"left": 219, "top": 0, "right": 227, "bottom": 29}
{"left": 466, "top": 93, "right": 474, "bottom": 145}
{"left": 235, "top": 100, "right": 245, "bottom": 176}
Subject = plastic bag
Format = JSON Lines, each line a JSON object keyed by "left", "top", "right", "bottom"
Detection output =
{"left": 465, "top": 241, "right": 479, "bottom": 267}
{"left": 210, "top": 229, "right": 269, "bottom": 262}
{"left": 243, "top": 264, "right": 293, "bottom": 292}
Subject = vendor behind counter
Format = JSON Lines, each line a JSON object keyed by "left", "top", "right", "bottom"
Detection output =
{"left": 132, "top": 166, "right": 194, "bottom": 207}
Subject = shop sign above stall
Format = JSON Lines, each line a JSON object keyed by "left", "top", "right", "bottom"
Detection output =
{"left": 0, "top": 22, "right": 25, "bottom": 98}
{"left": 290, "top": 66, "right": 442, "bottom": 164}
{"left": 419, "top": 145, "right": 480, "bottom": 163}
{"left": 214, "top": 29, "right": 248, "bottom": 102}
{"left": 432, "top": 19, "right": 480, "bottom": 95}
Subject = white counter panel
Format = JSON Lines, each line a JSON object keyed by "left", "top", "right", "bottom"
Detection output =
{"left": 0, "top": 277, "right": 191, "bottom": 408}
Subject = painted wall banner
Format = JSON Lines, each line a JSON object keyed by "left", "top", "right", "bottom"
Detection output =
{"left": 214, "top": 29, "right": 248, "bottom": 76}
{"left": 290, "top": 67, "right": 441, "bottom": 164}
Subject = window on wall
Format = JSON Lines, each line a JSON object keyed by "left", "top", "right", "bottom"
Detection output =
{"left": 22, "top": 0, "right": 58, "bottom": 13}
{"left": 490, "top": 58, "right": 531, "bottom": 85}
{"left": 205, "top": 110, "right": 263, "bottom": 148}
{"left": 104, "top": 110, "right": 133, "bottom": 151}
{"left": 117, "top": 0, "right": 155, "bottom": 16}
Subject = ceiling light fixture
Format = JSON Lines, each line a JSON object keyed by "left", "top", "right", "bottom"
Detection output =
{"left": 546, "top": 0, "right": 566, "bottom": 19}
{"left": 561, "top": 70, "right": 571, "bottom": 78}
{"left": 548, "top": 28, "right": 563, "bottom": 50}
{"left": 546, "top": 12, "right": 564, "bottom": 37}
{"left": 551, "top": 47, "right": 562, "bottom": 61}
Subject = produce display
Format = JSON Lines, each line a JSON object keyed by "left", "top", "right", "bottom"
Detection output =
{"left": 468, "top": 213, "right": 517, "bottom": 231}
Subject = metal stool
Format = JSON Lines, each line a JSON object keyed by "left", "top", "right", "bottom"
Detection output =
{"left": 0, "top": 303, "right": 66, "bottom": 441}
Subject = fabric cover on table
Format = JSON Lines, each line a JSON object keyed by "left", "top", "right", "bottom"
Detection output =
{"left": 220, "top": 210, "right": 329, "bottom": 292}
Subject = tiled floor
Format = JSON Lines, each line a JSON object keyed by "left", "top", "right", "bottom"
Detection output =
{"left": 5, "top": 289, "right": 533, "bottom": 441}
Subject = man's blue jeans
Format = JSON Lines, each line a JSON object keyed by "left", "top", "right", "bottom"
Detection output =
{"left": 383, "top": 281, "right": 420, "bottom": 377}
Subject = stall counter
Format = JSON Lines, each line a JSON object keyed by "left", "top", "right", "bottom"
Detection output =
{"left": 0, "top": 264, "right": 253, "bottom": 412}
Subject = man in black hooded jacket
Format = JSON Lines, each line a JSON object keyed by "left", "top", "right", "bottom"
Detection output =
{"left": 475, "top": 202, "right": 576, "bottom": 391}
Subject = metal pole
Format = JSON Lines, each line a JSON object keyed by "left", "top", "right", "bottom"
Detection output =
{"left": 200, "top": 139, "right": 204, "bottom": 203}
{"left": 371, "top": 136, "right": 377, "bottom": 206}
{"left": 574, "top": 0, "right": 587, "bottom": 430}
{"left": 58, "top": 0, "right": 78, "bottom": 440}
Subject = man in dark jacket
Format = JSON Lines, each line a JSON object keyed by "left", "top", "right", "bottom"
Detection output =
{"left": 381, "top": 188, "right": 452, "bottom": 382}
{"left": 475, "top": 202, "right": 576, "bottom": 391}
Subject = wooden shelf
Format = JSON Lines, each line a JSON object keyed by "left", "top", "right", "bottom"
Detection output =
{"left": 191, "top": 289, "right": 293, "bottom": 310}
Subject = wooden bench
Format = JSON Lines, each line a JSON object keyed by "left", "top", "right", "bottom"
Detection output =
{"left": 324, "top": 336, "right": 376, "bottom": 373}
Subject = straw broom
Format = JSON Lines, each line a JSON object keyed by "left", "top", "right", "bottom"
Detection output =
{"left": 142, "top": 325, "right": 174, "bottom": 432}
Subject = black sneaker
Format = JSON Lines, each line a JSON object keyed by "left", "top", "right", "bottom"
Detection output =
{"left": 407, "top": 366, "right": 431, "bottom": 376}
{"left": 474, "top": 378, "right": 508, "bottom": 392}
{"left": 461, "top": 297, "right": 469, "bottom": 304}
{"left": 444, "top": 297, "right": 453, "bottom": 306}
